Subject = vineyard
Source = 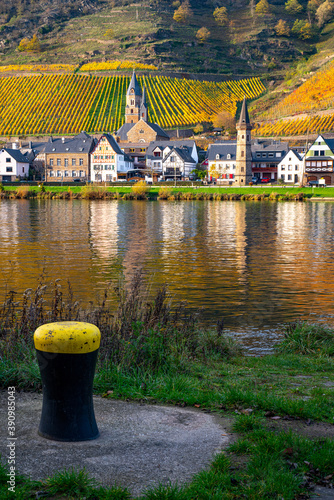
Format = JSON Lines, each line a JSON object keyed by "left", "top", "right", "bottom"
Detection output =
{"left": 255, "top": 113, "right": 334, "bottom": 137}
{"left": 260, "top": 61, "right": 334, "bottom": 120}
{"left": 0, "top": 74, "right": 265, "bottom": 136}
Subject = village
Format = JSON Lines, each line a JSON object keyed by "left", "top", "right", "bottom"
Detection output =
{"left": 0, "top": 70, "right": 333, "bottom": 188}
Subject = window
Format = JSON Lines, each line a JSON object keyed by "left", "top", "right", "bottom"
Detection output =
{"left": 242, "top": 135, "right": 244, "bottom": 139}
{"left": 131, "top": 99, "right": 134, "bottom": 105}
{"left": 154, "top": 151, "right": 161, "bottom": 157}
{"left": 170, "top": 156, "right": 176, "bottom": 163}
{"left": 131, "top": 109, "right": 133, "bottom": 114}
{"left": 281, "top": 165, "right": 285, "bottom": 170}
{"left": 288, "top": 174, "right": 292, "bottom": 180}
{"left": 57, "top": 170, "right": 61, "bottom": 177}
{"left": 50, "top": 159, "right": 54, "bottom": 166}
{"left": 49, "top": 171, "right": 54, "bottom": 177}
{"left": 262, "top": 153, "right": 266, "bottom": 157}
{"left": 99, "top": 147, "right": 102, "bottom": 150}
{"left": 130, "top": 148, "right": 135, "bottom": 153}
{"left": 227, "top": 154, "right": 231, "bottom": 160}
{"left": 268, "top": 153, "right": 274, "bottom": 158}
{"left": 6, "top": 157, "right": 11, "bottom": 163}
{"left": 64, "top": 159, "right": 68, "bottom": 167}
{"left": 295, "top": 165, "right": 299, "bottom": 170}
{"left": 80, "top": 171, "right": 85, "bottom": 177}
{"left": 79, "top": 159, "right": 83, "bottom": 166}
{"left": 6, "top": 167, "right": 12, "bottom": 172}
{"left": 281, "top": 174, "right": 285, "bottom": 180}
{"left": 216, "top": 154, "right": 219, "bottom": 160}
{"left": 64, "top": 171, "right": 69, "bottom": 177}
{"left": 57, "top": 158, "right": 61, "bottom": 166}
{"left": 320, "top": 150, "right": 325, "bottom": 156}
{"left": 241, "top": 167, "right": 244, "bottom": 172}
{"left": 288, "top": 165, "right": 292, "bottom": 170}
{"left": 72, "top": 170, "right": 76, "bottom": 177}
{"left": 314, "top": 150, "right": 319, "bottom": 156}
{"left": 140, "top": 148, "right": 145, "bottom": 153}
{"left": 72, "top": 159, "right": 76, "bottom": 166}
{"left": 322, "top": 161, "right": 327, "bottom": 166}
{"left": 241, "top": 151, "right": 244, "bottom": 157}
{"left": 22, "top": 167, "right": 24, "bottom": 173}
{"left": 256, "top": 153, "right": 261, "bottom": 158}
{"left": 276, "top": 152, "right": 281, "bottom": 157}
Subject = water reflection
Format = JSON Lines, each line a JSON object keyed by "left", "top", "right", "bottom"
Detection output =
{"left": 1, "top": 199, "right": 334, "bottom": 352}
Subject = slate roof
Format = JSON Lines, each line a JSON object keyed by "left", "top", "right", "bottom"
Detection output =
{"left": 146, "top": 140, "right": 195, "bottom": 160}
{"left": 2, "top": 148, "right": 30, "bottom": 163}
{"left": 322, "top": 137, "right": 334, "bottom": 152}
{"left": 252, "top": 139, "right": 289, "bottom": 153}
{"left": 164, "top": 146, "right": 196, "bottom": 164}
{"left": 44, "top": 132, "right": 94, "bottom": 154}
{"left": 207, "top": 142, "right": 237, "bottom": 161}
{"left": 239, "top": 97, "right": 250, "bottom": 126}
{"left": 116, "top": 122, "right": 169, "bottom": 141}
{"left": 126, "top": 71, "right": 142, "bottom": 96}
{"left": 91, "top": 134, "right": 125, "bottom": 156}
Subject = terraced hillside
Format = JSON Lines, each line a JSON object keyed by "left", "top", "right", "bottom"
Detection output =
{"left": 0, "top": 73, "right": 265, "bottom": 136}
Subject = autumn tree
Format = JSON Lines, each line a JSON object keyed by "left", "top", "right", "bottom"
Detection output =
{"left": 307, "top": 0, "right": 323, "bottom": 18}
{"left": 103, "top": 28, "right": 114, "bottom": 39}
{"left": 255, "top": 0, "right": 271, "bottom": 16}
{"left": 316, "top": 0, "right": 334, "bottom": 27}
{"left": 18, "top": 34, "right": 41, "bottom": 52}
{"left": 292, "top": 19, "right": 314, "bottom": 38}
{"left": 213, "top": 6, "right": 228, "bottom": 25}
{"left": 275, "top": 19, "right": 290, "bottom": 36}
{"left": 193, "top": 123, "right": 204, "bottom": 134}
{"left": 196, "top": 27, "right": 210, "bottom": 42}
{"left": 173, "top": 1, "right": 192, "bottom": 23}
{"left": 212, "top": 111, "right": 236, "bottom": 133}
{"left": 285, "top": 0, "right": 303, "bottom": 15}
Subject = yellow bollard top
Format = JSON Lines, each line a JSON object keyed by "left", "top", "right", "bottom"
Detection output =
{"left": 34, "top": 321, "right": 101, "bottom": 354}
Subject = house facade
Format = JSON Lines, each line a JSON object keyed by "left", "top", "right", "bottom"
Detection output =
{"left": 162, "top": 145, "right": 197, "bottom": 180}
{"left": 304, "top": 135, "right": 334, "bottom": 185}
{"left": 207, "top": 141, "right": 237, "bottom": 183}
{"left": 90, "top": 134, "right": 133, "bottom": 182}
{"left": 277, "top": 149, "right": 304, "bottom": 184}
{"left": 44, "top": 131, "right": 95, "bottom": 182}
{"left": 0, "top": 147, "right": 29, "bottom": 181}
{"left": 252, "top": 140, "right": 289, "bottom": 181}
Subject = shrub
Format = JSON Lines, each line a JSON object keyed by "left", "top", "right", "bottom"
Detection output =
{"left": 158, "top": 187, "right": 173, "bottom": 199}
{"left": 131, "top": 180, "right": 150, "bottom": 199}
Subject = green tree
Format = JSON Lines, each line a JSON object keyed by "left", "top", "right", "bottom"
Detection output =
{"left": 300, "top": 21, "right": 313, "bottom": 38}
{"left": 213, "top": 6, "right": 228, "bottom": 26}
{"left": 275, "top": 19, "right": 290, "bottom": 36}
{"left": 316, "top": 0, "right": 334, "bottom": 27}
{"left": 196, "top": 27, "right": 210, "bottom": 43}
{"left": 285, "top": 0, "right": 303, "bottom": 15}
{"left": 255, "top": 0, "right": 271, "bottom": 16}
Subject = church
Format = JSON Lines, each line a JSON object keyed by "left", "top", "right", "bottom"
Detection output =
{"left": 116, "top": 71, "right": 169, "bottom": 144}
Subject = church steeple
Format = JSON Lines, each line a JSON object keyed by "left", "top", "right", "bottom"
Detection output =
{"left": 235, "top": 97, "right": 252, "bottom": 186}
{"left": 140, "top": 84, "right": 148, "bottom": 122}
{"left": 125, "top": 70, "right": 142, "bottom": 124}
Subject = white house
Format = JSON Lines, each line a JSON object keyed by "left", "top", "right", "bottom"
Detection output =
{"left": 162, "top": 145, "right": 197, "bottom": 180}
{"left": 0, "top": 147, "right": 29, "bottom": 182}
{"left": 304, "top": 134, "right": 334, "bottom": 185}
{"left": 207, "top": 141, "right": 237, "bottom": 183}
{"left": 145, "top": 140, "right": 198, "bottom": 180}
{"left": 277, "top": 149, "right": 304, "bottom": 184}
{"left": 90, "top": 134, "right": 133, "bottom": 182}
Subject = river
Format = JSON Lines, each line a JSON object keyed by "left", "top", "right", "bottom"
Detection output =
{"left": 1, "top": 199, "right": 334, "bottom": 353}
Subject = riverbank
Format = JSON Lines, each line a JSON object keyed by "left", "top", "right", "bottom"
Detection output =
{"left": 0, "top": 275, "right": 333, "bottom": 499}
{"left": 0, "top": 184, "right": 327, "bottom": 201}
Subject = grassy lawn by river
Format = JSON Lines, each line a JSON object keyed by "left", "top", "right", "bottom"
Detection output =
{"left": 1, "top": 184, "right": 334, "bottom": 201}
{"left": 0, "top": 274, "right": 334, "bottom": 499}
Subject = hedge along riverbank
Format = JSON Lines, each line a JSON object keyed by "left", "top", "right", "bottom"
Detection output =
{"left": 0, "top": 185, "right": 308, "bottom": 201}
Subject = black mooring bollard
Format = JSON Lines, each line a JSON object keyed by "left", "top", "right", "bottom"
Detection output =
{"left": 34, "top": 321, "right": 101, "bottom": 442}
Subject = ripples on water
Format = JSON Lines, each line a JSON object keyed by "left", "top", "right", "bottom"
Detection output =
{"left": 1, "top": 199, "right": 334, "bottom": 353}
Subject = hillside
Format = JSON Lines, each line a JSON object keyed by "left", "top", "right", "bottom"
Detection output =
{"left": 0, "top": 0, "right": 333, "bottom": 77}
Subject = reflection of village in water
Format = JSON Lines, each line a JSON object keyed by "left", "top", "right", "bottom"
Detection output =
{"left": 1, "top": 200, "right": 334, "bottom": 352}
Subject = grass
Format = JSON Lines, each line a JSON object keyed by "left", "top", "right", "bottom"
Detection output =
{"left": 1, "top": 184, "right": 333, "bottom": 201}
{"left": 0, "top": 274, "right": 333, "bottom": 498}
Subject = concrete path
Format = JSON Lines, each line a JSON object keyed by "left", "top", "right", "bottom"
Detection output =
{"left": 0, "top": 392, "right": 230, "bottom": 496}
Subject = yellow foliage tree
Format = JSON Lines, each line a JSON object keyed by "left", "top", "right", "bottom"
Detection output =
{"left": 275, "top": 19, "right": 290, "bottom": 36}
{"left": 255, "top": 0, "right": 271, "bottom": 16}
{"left": 213, "top": 7, "right": 228, "bottom": 26}
{"left": 196, "top": 27, "right": 210, "bottom": 43}
{"left": 212, "top": 111, "right": 236, "bottom": 133}
{"left": 173, "top": 1, "right": 192, "bottom": 23}
{"left": 18, "top": 34, "right": 41, "bottom": 53}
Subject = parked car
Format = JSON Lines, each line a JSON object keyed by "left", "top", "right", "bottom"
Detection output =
{"left": 261, "top": 178, "right": 275, "bottom": 183}
{"left": 251, "top": 177, "right": 260, "bottom": 184}
{"left": 308, "top": 180, "right": 319, "bottom": 186}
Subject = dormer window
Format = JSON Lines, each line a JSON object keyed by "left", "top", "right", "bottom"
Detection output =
{"left": 216, "top": 154, "right": 219, "bottom": 160}
{"left": 52, "top": 148, "right": 55, "bottom": 151}
{"left": 227, "top": 154, "right": 231, "bottom": 160}
{"left": 66, "top": 148, "right": 69, "bottom": 151}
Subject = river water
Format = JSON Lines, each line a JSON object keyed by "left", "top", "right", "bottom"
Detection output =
{"left": 1, "top": 199, "right": 334, "bottom": 353}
